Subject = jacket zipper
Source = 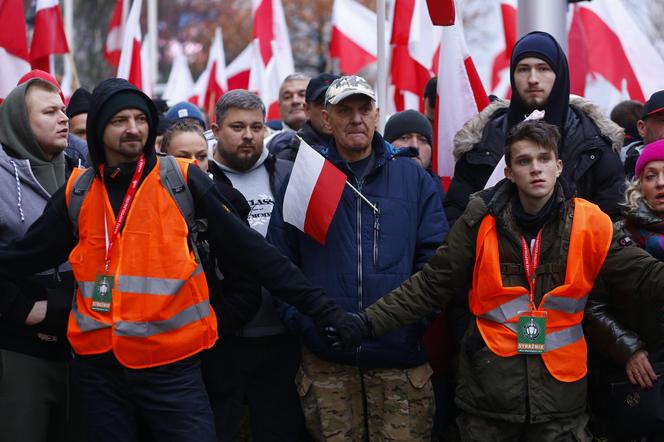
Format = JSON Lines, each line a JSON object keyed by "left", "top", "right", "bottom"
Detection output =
{"left": 373, "top": 203, "right": 381, "bottom": 267}
{"left": 356, "top": 177, "right": 364, "bottom": 365}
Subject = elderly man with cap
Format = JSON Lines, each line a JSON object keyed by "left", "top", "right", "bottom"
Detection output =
{"left": 0, "top": 78, "right": 362, "bottom": 442}
{"left": 268, "top": 75, "right": 447, "bottom": 441}
{"left": 444, "top": 31, "right": 624, "bottom": 226}
{"left": 267, "top": 72, "right": 339, "bottom": 161}
{"left": 623, "top": 90, "right": 664, "bottom": 179}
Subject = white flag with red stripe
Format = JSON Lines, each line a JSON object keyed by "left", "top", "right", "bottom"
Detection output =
{"left": 569, "top": 0, "right": 664, "bottom": 111}
{"left": 329, "top": 0, "right": 377, "bottom": 74}
{"left": 163, "top": 42, "right": 194, "bottom": 106}
{"left": 226, "top": 44, "right": 252, "bottom": 91}
{"left": 104, "top": 0, "right": 129, "bottom": 68}
{"left": 117, "top": 0, "right": 143, "bottom": 91}
{"left": 390, "top": 0, "right": 440, "bottom": 112}
{"left": 250, "top": 0, "right": 294, "bottom": 119}
{"left": 489, "top": 0, "right": 516, "bottom": 99}
{"left": 30, "top": 0, "right": 70, "bottom": 74}
{"left": 0, "top": 0, "right": 30, "bottom": 101}
{"left": 283, "top": 139, "right": 346, "bottom": 246}
{"left": 434, "top": 0, "right": 489, "bottom": 186}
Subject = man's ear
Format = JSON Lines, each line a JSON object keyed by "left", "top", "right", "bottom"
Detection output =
{"left": 211, "top": 122, "right": 220, "bottom": 137}
{"left": 637, "top": 119, "right": 646, "bottom": 138}
{"left": 322, "top": 108, "right": 330, "bottom": 126}
{"left": 556, "top": 159, "right": 563, "bottom": 178}
{"left": 504, "top": 165, "right": 514, "bottom": 182}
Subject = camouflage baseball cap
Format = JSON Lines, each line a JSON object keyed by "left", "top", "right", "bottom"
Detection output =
{"left": 325, "top": 75, "right": 376, "bottom": 105}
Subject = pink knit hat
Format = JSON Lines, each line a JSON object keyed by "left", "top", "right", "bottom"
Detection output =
{"left": 635, "top": 139, "right": 664, "bottom": 178}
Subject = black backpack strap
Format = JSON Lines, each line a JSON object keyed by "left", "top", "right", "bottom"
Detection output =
{"left": 67, "top": 168, "right": 96, "bottom": 238}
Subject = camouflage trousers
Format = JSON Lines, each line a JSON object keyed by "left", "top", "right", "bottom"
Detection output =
{"left": 457, "top": 411, "right": 592, "bottom": 442}
{"left": 296, "top": 348, "right": 434, "bottom": 442}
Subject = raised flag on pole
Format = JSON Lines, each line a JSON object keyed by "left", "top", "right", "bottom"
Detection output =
{"left": 489, "top": 0, "right": 516, "bottom": 99}
{"left": 140, "top": 34, "right": 153, "bottom": 97}
{"left": 226, "top": 44, "right": 252, "bottom": 91}
{"left": 104, "top": 0, "right": 129, "bottom": 68}
{"left": 283, "top": 139, "right": 346, "bottom": 246}
{"left": 117, "top": 0, "right": 143, "bottom": 90}
{"left": 0, "top": 0, "right": 31, "bottom": 101}
{"left": 434, "top": 0, "right": 489, "bottom": 187}
{"left": 329, "top": 0, "right": 377, "bottom": 74}
{"left": 30, "top": 0, "right": 70, "bottom": 74}
{"left": 201, "top": 27, "right": 229, "bottom": 120}
{"left": 163, "top": 42, "right": 194, "bottom": 106}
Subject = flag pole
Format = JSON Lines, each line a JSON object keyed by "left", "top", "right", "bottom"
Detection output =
{"left": 345, "top": 181, "right": 378, "bottom": 213}
{"left": 518, "top": 0, "right": 567, "bottom": 52}
{"left": 147, "top": 0, "right": 158, "bottom": 94}
{"left": 376, "top": 0, "right": 387, "bottom": 133}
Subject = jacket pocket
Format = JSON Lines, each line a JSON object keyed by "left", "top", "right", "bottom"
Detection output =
{"left": 405, "top": 362, "right": 434, "bottom": 389}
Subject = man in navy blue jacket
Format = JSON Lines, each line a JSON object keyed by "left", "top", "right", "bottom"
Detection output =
{"left": 268, "top": 75, "right": 449, "bottom": 441}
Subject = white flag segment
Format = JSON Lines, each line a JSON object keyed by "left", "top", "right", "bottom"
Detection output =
{"left": 435, "top": 1, "right": 489, "bottom": 180}
{"left": 283, "top": 140, "right": 346, "bottom": 245}
{"left": 408, "top": 0, "right": 441, "bottom": 70}
{"left": 140, "top": 35, "right": 152, "bottom": 97}
{"left": 116, "top": 0, "right": 143, "bottom": 90}
{"left": 330, "top": 0, "right": 377, "bottom": 74}
{"left": 0, "top": 0, "right": 30, "bottom": 100}
{"left": 104, "top": 0, "right": 129, "bottom": 67}
{"left": 163, "top": 42, "right": 194, "bottom": 106}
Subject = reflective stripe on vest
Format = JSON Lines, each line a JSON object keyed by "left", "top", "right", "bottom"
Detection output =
{"left": 65, "top": 157, "right": 218, "bottom": 369}
{"left": 470, "top": 198, "right": 612, "bottom": 382}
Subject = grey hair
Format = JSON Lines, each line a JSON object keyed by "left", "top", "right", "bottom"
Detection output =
{"left": 214, "top": 90, "right": 266, "bottom": 125}
{"left": 282, "top": 72, "right": 310, "bottom": 84}
{"left": 623, "top": 176, "right": 645, "bottom": 212}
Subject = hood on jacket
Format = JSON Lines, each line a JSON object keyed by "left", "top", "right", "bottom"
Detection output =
{"left": 86, "top": 78, "right": 157, "bottom": 170}
{"left": 508, "top": 31, "right": 570, "bottom": 131}
{"left": 0, "top": 78, "right": 66, "bottom": 195}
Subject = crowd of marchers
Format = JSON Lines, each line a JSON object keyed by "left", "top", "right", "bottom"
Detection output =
{"left": 2, "top": 30, "right": 664, "bottom": 442}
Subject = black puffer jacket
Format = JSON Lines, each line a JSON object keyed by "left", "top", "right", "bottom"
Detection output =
{"left": 444, "top": 97, "right": 625, "bottom": 225}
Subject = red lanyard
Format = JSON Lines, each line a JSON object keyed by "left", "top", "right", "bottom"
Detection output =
{"left": 99, "top": 154, "right": 145, "bottom": 272}
{"left": 520, "top": 229, "right": 543, "bottom": 310}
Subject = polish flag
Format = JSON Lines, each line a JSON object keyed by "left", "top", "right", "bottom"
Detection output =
{"left": 163, "top": 41, "right": 194, "bottom": 106}
{"left": 226, "top": 43, "right": 252, "bottom": 91}
{"left": 0, "top": 0, "right": 31, "bottom": 100}
{"left": 329, "top": 0, "right": 377, "bottom": 74}
{"left": 425, "top": 0, "right": 455, "bottom": 26}
{"left": 104, "top": 0, "right": 129, "bottom": 68}
{"left": 116, "top": 0, "right": 143, "bottom": 91}
{"left": 390, "top": 0, "right": 440, "bottom": 112}
{"left": 434, "top": 0, "right": 489, "bottom": 186}
{"left": 282, "top": 139, "right": 346, "bottom": 246}
{"left": 30, "top": 0, "right": 70, "bottom": 74}
{"left": 198, "top": 28, "right": 229, "bottom": 120}
{"left": 569, "top": 1, "right": 664, "bottom": 112}
{"left": 489, "top": 0, "right": 516, "bottom": 99}
{"left": 251, "top": 0, "right": 294, "bottom": 119}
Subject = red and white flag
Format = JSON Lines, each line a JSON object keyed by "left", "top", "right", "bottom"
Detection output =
{"left": 0, "top": 0, "right": 30, "bottom": 101}
{"left": 329, "top": 0, "right": 377, "bottom": 74}
{"left": 30, "top": 0, "right": 70, "bottom": 74}
{"left": 104, "top": 0, "right": 129, "bottom": 68}
{"left": 283, "top": 139, "right": 346, "bottom": 245}
{"left": 163, "top": 42, "right": 194, "bottom": 106}
{"left": 226, "top": 43, "right": 252, "bottom": 91}
{"left": 434, "top": 0, "right": 489, "bottom": 186}
{"left": 569, "top": 0, "right": 664, "bottom": 111}
{"left": 195, "top": 27, "right": 228, "bottom": 119}
{"left": 389, "top": 0, "right": 440, "bottom": 111}
{"left": 116, "top": 0, "right": 143, "bottom": 90}
{"left": 140, "top": 34, "right": 153, "bottom": 97}
{"left": 489, "top": 0, "right": 516, "bottom": 99}
{"left": 250, "top": 0, "right": 294, "bottom": 119}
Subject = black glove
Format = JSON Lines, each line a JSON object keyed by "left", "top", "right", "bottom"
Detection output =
{"left": 324, "top": 312, "right": 373, "bottom": 349}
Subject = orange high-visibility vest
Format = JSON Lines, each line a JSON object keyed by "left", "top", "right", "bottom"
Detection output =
{"left": 64, "top": 157, "right": 217, "bottom": 369}
{"left": 469, "top": 198, "right": 612, "bottom": 382}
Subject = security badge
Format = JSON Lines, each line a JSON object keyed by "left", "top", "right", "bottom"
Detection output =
{"left": 517, "top": 311, "right": 547, "bottom": 354}
{"left": 92, "top": 274, "right": 114, "bottom": 313}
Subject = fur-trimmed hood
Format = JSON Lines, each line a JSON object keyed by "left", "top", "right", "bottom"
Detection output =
{"left": 453, "top": 96, "right": 624, "bottom": 161}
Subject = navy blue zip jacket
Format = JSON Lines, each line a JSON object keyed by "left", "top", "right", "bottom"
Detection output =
{"left": 268, "top": 133, "right": 449, "bottom": 368}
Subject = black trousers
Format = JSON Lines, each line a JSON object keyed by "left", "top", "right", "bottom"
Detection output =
{"left": 202, "top": 334, "right": 307, "bottom": 442}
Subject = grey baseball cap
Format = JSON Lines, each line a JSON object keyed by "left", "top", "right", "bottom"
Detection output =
{"left": 325, "top": 75, "right": 376, "bottom": 105}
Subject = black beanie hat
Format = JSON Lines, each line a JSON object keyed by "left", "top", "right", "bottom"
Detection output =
{"left": 384, "top": 110, "right": 433, "bottom": 145}
{"left": 66, "top": 88, "right": 91, "bottom": 118}
{"left": 94, "top": 90, "right": 154, "bottom": 142}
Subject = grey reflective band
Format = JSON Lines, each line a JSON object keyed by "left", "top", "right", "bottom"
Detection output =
{"left": 542, "top": 295, "right": 588, "bottom": 314}
{"left": 71, "top": 298, "right": 112, "bottom": 332}
{"left": 480, "top": 294, "right": 530, "bottom": 323}
{"left": 114, "top": 300, "right": 210, "bottom": 338}
{"left": 544, "top": 324, "right": 583, "bottom": 352}
{"left": 79, "top": 281, "right": 96, "bottom": 299}
{"left": 117, "top": 265, "right": 203, "bottom": 295}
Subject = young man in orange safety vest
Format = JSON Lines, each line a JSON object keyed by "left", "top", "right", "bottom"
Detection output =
{"left": 328, "top": 119, "right": 664, "bottom": 440}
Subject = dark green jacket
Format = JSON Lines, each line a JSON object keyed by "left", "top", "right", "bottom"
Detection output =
{"left": 366, "top": 179, "right": 664, "bottom": 423}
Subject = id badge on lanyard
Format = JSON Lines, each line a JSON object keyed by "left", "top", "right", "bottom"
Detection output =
{"left": 92, "top": 155, "right": 145, "bottom": 313}
{"left": 516, "top": 230, "right": 547, "bottom": 354}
